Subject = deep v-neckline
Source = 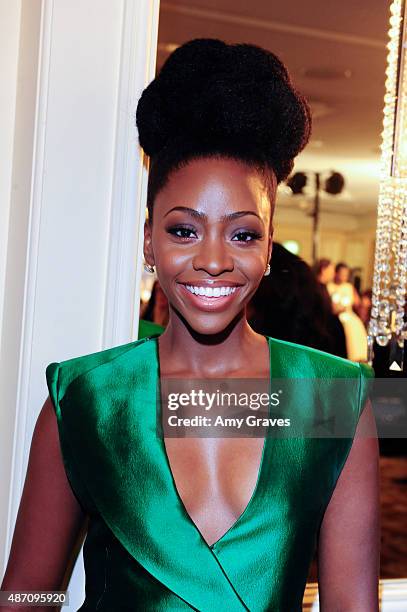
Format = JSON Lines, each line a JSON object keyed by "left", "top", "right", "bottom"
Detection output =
{"left": 154, "top": 335, "right": 272, "bottom": 550}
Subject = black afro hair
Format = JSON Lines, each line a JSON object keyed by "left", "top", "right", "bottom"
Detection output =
{"left": 136, "top": 38, "right": 312, "bottom": 219}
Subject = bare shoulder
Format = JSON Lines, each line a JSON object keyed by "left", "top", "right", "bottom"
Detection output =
{"left": 317, "top": 399, "right": 380, "bottom": 611}
{"left": 30, "top": 395, "right": 83, "bottom": 498}
{"left": 34, "top": 395, "right": 61, "bottom": 450}
{"left": 1, "top": 396, "right": 88, "bottom": 591}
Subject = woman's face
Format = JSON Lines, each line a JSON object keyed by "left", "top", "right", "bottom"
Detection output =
{"left": 144, "top": 157, "right": 275, "bottom": 335}
{"left": 336, "top": 266, "right": 349, "bottom": 283}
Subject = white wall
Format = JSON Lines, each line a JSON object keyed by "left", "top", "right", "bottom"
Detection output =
{"left": 0, "top": 0, "right": 22, "bottom": 334}
{"left": 0, "top": 1, "right": 159, "bottom": 609}
{"left": 0, "top": 0, "right": 22, "bottom": 562}
{"left": 0, "top": 0, "right": 41, "bottom": 570}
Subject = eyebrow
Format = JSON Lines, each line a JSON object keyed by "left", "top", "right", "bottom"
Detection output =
{"left": 163, "top": 206, "right": 262, "bottom": 222}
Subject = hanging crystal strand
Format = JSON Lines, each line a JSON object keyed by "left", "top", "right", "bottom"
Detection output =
{"left": 368, "top": 0, "right": 407, "bottom": 370}
{"left": 388, "top": 184, "right": 406, "bottom": 370}
{"left": 390, "top": 184, "right": 407, "bottom": 369}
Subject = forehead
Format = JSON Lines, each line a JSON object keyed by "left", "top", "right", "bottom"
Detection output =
{"left": 154, "top": 157, "right": 272, "bottom": 219}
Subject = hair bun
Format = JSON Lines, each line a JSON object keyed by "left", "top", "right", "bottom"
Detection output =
{"left": 136, "top": 38, "right": 312, "bottom": 182}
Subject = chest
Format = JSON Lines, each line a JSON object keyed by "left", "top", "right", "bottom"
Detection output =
{"left": 163, "top": 436, "right": 265, "bottom": 546}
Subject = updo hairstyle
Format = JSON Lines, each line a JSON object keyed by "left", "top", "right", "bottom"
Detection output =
{"left": 136, "top": 38, "right": 312, "bottom": 222}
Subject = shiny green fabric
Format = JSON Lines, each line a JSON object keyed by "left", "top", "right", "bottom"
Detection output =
{"left": 46, "top": 335, "right": 374, "bottom": 611}
{"left": 138, "top": 318, "right": 165, "bottom": 339}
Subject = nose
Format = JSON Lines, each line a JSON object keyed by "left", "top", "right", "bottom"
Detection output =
{"left": 192, "top": 232, "right": 234, "bottom": 276}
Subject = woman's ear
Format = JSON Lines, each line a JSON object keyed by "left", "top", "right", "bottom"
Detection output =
{"left": 143, "top": 220, "right": 155, "bottom": 267}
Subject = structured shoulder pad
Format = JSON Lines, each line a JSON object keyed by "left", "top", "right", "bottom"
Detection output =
{"left": 46, "top": 336, "right": 153, "bottom": 406}
{"left": 44, "top": 336, "right": 156, "bottom": 515}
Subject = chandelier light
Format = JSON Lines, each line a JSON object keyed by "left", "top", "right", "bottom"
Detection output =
{"left": 368, "top": 0, "right": 407, "bottom": 371}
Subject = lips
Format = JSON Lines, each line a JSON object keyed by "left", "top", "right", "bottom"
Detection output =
{"left": 178, "top": 280, "right": 242, "bottom": 287}
{"left": 177, "top": 281, "right": 243, "bottom": 312}
{"left": 184, "top": 284, "right": 237, "bottom": 298}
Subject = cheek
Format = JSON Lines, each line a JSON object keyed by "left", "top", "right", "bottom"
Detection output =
{"left": 235, "top": 248, "right": 268, "bottom": 279}
{"left": 155, "top": 244, "right": 191, "bottom": 273}
{"left": 151, "top": 230, "right": 182, "bottom": 269}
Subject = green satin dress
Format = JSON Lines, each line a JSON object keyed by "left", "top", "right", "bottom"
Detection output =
{"left": 45, "top": 334, "right": 374, "bottom": 611}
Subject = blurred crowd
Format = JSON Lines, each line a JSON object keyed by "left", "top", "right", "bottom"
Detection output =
{"left": 139, "top": 243, "right": 372, "bottom": 363}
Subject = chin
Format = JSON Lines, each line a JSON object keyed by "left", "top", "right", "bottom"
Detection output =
{"left": 176, "top": 309, "right": 245, "bottom": 338}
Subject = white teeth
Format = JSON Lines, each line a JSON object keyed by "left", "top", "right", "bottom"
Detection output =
{"left": 184, "top": 285, "right": 237, "bottom": 297}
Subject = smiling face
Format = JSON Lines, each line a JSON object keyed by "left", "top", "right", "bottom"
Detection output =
{"left": 143, "top": 157, "right": 275, "bottom": 335}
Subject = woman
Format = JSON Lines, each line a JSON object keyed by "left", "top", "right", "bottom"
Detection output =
{"left": 358, "top": 289, "right": 373, "bottom": 329}
{"left": 2, "top": 39, "right": 379, "bottom": 611}
{"left": 327, "top": 262, "right": 368, "bottom": 362}
{"left": 312, "top": 258, "right": 335, "bottom": 287}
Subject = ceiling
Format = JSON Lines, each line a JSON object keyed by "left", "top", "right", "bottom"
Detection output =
{"left": 156, "top": 0, "right": 390, "bottom": 216}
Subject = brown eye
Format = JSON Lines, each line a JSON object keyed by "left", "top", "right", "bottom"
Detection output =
{"left": 167, "top": 225, "right": 197, "bottom": 239}
{"left": 232, "top": 231, "right": 262, "bottom": 243}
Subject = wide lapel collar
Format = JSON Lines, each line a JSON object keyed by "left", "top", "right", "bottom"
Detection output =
{"left": 60, "top": 337, "right": 248, "bottom": 611}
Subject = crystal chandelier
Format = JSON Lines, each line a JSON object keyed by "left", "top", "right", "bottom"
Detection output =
{"left": 368, "top": 0, "right": 407, "bottom": 371}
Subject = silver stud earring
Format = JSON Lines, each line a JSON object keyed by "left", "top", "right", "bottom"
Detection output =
{"left": 143, "top": 262, "right": 155, "bottom": 274}
{"left": 264, "top": 263, "right": 271, "bottom": 277}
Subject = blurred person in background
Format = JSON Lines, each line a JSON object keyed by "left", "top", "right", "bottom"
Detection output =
{"left": 313, "top": 258, "right": 335, "bottom": 287}
{"left": 327, "top": 262, "right": 367, "bottom": 361}
{"left": 141, "top": 279, "right": 169, "bottom": 327}
{"left": 358, "top": 289, "right": 373, "bottom": 329}
{"left": 248, "top": 243, "right": 347, "bottom": 358}
{"left": 138, "top": 279, "right": 168, "bottom": 338}
{"left": 328, "top": 263, "right": 361, "bottom": 313}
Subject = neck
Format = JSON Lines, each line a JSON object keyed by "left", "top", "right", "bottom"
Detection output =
{"left": 157, "top": 310, "right": 267, "bottom": 377}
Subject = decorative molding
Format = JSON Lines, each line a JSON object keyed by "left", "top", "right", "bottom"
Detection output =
{"left": 132, "top": 0, "right": 161, "bottom": 340}
{"left": 5, "top": 0, "right": 53, "bottom": 558}
{"left": 101, "top": 0, "right": 160, "bottom": 347}
{"left": 161, "top": 2, "right": 385, "bottom": 49}
{"left": 303, "top": 579, "right": 407, "bottom": 610}
{"left": 0, "top": 0, "right": 22, "bottom": 336}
